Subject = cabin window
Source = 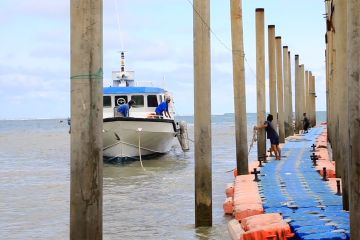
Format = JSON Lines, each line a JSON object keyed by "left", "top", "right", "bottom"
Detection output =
{"left": 131, "top": 95, "right": 144, "bottom": 107}
{"left": 159, "top": 95, "right": 163, "bottom": 103}
{"left": 115, "top": 95, "right": 128, "bottom": 106}
{"left": 147, "top": 95, "right": 158, "bottom": 107}
{"left": 103, "top": 96, "right": 112, "bottom": 107}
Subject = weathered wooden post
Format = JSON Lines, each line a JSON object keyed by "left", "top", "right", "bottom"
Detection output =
{"left": 283, "top": 46, "right": 291, "bottom": 137}
{"left": 268, "top": 25, "right": 277, "bottom": 131}
{"left": 231, "top": 0, "right": 248, "bottom": 175}
{"left": 294, "top": 55, "right": 301, "bottom": 133}
{"left": 256, "top": 8, "right": 266, "bottom": 160}
{"left": 193, "top": 0, "right": 212, "bottom": 227}
{"left": 287, "top": 50, "right": 294, "bottom": 136}
{"left": 334, "top": 0, "right": 349, "bottom": 211}
{"left": 348, "top": 0, "right": 360, "bottom": 235}
{"left": 276, "top": 37, "right": 285, "bottom": 142}
{"left": 70, "top": 0, "right": 103, "bottom": 239}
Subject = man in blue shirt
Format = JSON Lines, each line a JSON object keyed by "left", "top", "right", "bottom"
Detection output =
{"left": 155, "top": 97, "right": 171, "bottom": 118}
{"left": 117, "top": 100, "right": 135, "bottom": 117}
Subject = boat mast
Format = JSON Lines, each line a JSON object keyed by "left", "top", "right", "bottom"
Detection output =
{"left": 120, "top": 51, "right": 126, "bottom": 79}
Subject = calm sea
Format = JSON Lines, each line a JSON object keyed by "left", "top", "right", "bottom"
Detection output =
{"left": 0, "top": 112, "right": 326, "bottom": 239}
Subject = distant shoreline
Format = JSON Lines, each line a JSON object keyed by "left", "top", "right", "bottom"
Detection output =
{"left": 0, "top": 111, "right": 327, "bottom": 121}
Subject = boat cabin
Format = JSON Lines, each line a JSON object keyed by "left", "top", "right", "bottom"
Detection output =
{"left": 103, "top": 86, "right": 174, "bottom": 119}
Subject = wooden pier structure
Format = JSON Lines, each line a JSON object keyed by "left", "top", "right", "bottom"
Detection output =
{"left": 69, "top": 0, "right": 360, "bottom": 239}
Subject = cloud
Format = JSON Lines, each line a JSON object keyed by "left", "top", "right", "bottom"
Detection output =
{"left": 0, "top": 0, "right": 328, "bottom": 119}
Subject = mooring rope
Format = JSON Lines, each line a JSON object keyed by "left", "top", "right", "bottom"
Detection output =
{"left": 137, "top": 128, "right": 146, "bottom": 171}
{"left": 248, "top": 127, "right": 258, "bottom": 154}
{"left": 225, "top": 127, "right": 258, "bottom": 173}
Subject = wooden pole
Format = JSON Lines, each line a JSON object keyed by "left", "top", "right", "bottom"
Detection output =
{"left": 348, "top": 0, "right": 360, "bottom": 235}
{"left": 193, "top": 0, "right": 212, "bottom": 227}
{"left": 334, "top": 0, "right": 349, "bottom": 211}
{"left": 231, "top": 0, "right": 248, "bottom": 175}
{"left": 256, "top": 8, "right": 266, "bottom": 160}
{"left": 294, "top": 55, "right": 301, "bottom": 133}
{"left": 276, "top": 37, "right": 285, "bottom": 142}
{"left": 287, "top": 50, "right": 294, "bottom": 136}
{"left": 70, "top": 0, "right": 103, "bottom": 239}
{"left": 268, "top": 25, "right": 277, "bottom": 132}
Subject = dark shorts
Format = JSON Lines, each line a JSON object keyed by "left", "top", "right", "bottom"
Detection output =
{"left": 270, "top": 136, "right": 279, "bottom": 145}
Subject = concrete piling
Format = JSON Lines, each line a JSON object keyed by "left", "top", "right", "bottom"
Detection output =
{"left": 348, "top": 0, "right": 360, "bottom": 236}
{"left": 268, "top": 25, "right": 278, "bottom": 132}
{"left": 310, "top": 75, "right": 316, "bottom": 126}
{"left": 299, "top": 65, "right": 305, "bottom": 124}
{"left": 193, "top": 0, "right": 212, "bottom": 227}
{"left": 287, "top": 50, "right": 294, "bottom": 136}
{"left": 327, "top": 4, "right": 335, "bottom": 147}
{"left": 283, "top": 46, "right": 292, "bottom": 138}
{"left": 230, "top": 0, "right": 248, "bottom": 176}
{"left": 295, "top": 55, "right": 302, "bottom": 133}
{"left": 333, "top": 0, "right": 349, "bottom": 211}
{"left": 309, "top": 74, "right": 316, "bottom": 127}
{"left": 305, "top": 70, "right": 309, "bottom": 119}
{"left": 256, "top": 8, "right": 266, "bottom": 160}
{"left": 275, "top": 36, "right": 285, "bottom": 142}
{"left": 70, "top": 0, "right": 103, "bottom": 239}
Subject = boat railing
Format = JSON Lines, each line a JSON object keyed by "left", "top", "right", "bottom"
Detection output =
{"left": 113, "top": 107, "right": 121, "bottom": 117}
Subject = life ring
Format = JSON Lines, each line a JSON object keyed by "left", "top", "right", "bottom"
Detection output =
{"left": 117, "top": 98, "right": 126, "bottom": 105}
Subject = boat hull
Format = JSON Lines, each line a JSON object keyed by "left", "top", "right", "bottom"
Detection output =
{"left": 103, "top": 117, "right": 177, "bottom": 160}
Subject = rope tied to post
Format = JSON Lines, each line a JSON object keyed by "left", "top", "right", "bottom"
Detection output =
{"left": 248, "top": 126, "right": 258, "bottom": 154}
{"left": 226, "top": 127, "right": 258, "bottom": 173}
{"left": 71, "top": 68, "right": 103, "bottom": 80}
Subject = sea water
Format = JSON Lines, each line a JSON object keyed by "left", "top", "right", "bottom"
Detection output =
{"left": 0, "top": 113, "right": 326, "bottom": 239}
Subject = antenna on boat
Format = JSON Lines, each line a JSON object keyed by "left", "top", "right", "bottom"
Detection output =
{"left": 120, "top": 51, "right": 125, "bottom": 78}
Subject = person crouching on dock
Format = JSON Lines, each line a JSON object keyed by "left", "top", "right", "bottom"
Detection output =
{"left": 255, "top": 114, "right": 281, "bottom": 160}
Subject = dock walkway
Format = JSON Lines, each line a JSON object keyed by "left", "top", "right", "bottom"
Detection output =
{"left": 226, "top": 126, "right": 350, "bottom": 239}
{"left": 260, "top": 126, "right": 350, "bottom": 239}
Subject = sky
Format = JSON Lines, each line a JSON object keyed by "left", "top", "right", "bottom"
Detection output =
{"left": 0, "top": 0, "right": 326, "bottom": 119}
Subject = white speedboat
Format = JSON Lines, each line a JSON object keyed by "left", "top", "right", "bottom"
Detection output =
{"left": 102, "top": 52, "right": 189, "bottom": 161}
